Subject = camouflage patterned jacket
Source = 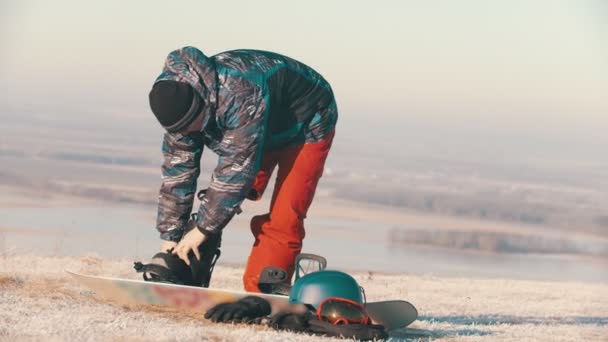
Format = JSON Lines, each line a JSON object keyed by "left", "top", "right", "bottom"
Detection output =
{"left": 154, "top": 47, "right": 337, "bottom": 241}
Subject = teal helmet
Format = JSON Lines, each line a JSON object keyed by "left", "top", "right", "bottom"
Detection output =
{"left": 289, "top": 270, "right": 364, "bottom": 309}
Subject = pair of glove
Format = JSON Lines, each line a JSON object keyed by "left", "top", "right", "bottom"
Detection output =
{"left": 204, "top": 296, "right": 271, "bottom": 323}
{"left": 204, "top": 296, "right": 388, "bottom": 340}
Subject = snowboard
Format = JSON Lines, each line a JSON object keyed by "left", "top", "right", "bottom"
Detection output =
{"left": 68, "top": 271, "right": 417, "bottom": 330}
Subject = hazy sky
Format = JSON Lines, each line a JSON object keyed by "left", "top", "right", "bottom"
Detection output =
{"left": 1, "top": 0, "right": 607, "bottom": 157}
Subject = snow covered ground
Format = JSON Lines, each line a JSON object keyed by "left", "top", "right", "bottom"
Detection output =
{"left": 1, "top": 254, "right": 606, "bottom": 341}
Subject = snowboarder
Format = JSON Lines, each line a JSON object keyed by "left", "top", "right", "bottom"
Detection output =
{"left": 142, "top": 46, "right": 337, "bottom": 292}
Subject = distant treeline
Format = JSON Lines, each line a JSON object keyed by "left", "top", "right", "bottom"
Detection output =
{"left": 0, "top": 149, "right": 25, "bottom": 157}
{"left": 0, "top": 171, "right": 157, "bottom": 206}
{"left": 40, "top": 151, "right": 158, "bottom": 167}
{"left": 46, "top": 182, "right": 158, "bottom": 205}
{"left": 388, "top": 227, "right": 608, "bottom": 257}
{"left": 334, "top": 186, "right": 546, "bottom": 223}
{"left": 331, "top": 183, "right": 608, "bottom": 236}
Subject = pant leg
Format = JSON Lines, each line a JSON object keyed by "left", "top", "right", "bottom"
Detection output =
{"left": 243, "top": 130, "right": 335, "bottom": 292}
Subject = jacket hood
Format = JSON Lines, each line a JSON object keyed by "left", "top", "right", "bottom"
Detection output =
{"left": 154, "top": 46, "right": 218, "bottom": 132}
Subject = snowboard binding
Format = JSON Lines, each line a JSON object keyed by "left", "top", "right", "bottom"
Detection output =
{"left": 134, "top": 251, "right": 195, "bottom": 285}
{"left": 134, "top": 214, "right": 222, "bottom": 288}
{"left": 258, "top": 266, "right": 292, "bottom": 295}
{"left": 257, "top": 253, "right": 328, "bottom": 295}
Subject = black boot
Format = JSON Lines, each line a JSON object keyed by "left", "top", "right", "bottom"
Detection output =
{"left": 135, "top": 215, "right": 222, "bottom": 288}
{"left": 189, "top": 231, "right": 221, "bottom": 287}
{"left": 258, "top": 266, "right": 292, "bottom": 295}
{"left": 134, "top": 251, "right": 196, "bottom": 286}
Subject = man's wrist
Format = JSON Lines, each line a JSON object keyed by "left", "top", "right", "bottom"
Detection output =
{"left": 160, "top": 229, "right": 184, "bottom": 242}
{"left": 196, "top": 225, "right": 219, "bottom": 237}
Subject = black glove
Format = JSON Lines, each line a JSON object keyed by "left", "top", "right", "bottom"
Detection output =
{"left": 307, "top": 319, "right": 388, "bottom": 341}
{"left": 268, "top": 311, "right": 315, "bottom": 332}
{"left": 204, "top": 296, "right": 271, "bottom": 323}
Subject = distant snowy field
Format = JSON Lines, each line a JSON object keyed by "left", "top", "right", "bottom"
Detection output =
{"left": 1, "top": 255, "right": 606, "bottom": 341}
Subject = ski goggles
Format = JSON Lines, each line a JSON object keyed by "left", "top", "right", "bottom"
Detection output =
{"left": 316, "top": 297, "right": 371, "bottom": 325}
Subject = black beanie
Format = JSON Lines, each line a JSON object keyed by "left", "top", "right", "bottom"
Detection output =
{"left": 149, "top": 80, "right": 203, "bottom": 132}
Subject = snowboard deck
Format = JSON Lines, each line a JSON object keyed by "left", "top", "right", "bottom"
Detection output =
{"left": 68, "top": 271, "right": 417, "bottom": 330}
{"left": 67, "top": 271, "right": 297, "bottom": 315}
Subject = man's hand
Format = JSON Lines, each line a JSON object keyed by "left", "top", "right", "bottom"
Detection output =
{"left": 172, "top": 228, "right": 207, "bottom": 265}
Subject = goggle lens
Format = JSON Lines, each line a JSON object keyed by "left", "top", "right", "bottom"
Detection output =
{"left": 317, "top": 298, "right": 371, "bottom": 325}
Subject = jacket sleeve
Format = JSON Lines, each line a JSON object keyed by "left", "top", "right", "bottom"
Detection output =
{"left": 195, "top": 88, "right": 266, "bottom": 235}
{"left": 156, "top": 132, "right": 203, "bottom": 241}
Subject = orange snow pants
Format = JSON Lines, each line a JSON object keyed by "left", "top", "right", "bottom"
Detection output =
{"left": 243, "top": 130, "right": 335, "bottom": 292}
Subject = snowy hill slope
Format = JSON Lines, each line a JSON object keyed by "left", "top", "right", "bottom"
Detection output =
{"left": 0, "top": 254, "right": 606, "bottom": 341}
